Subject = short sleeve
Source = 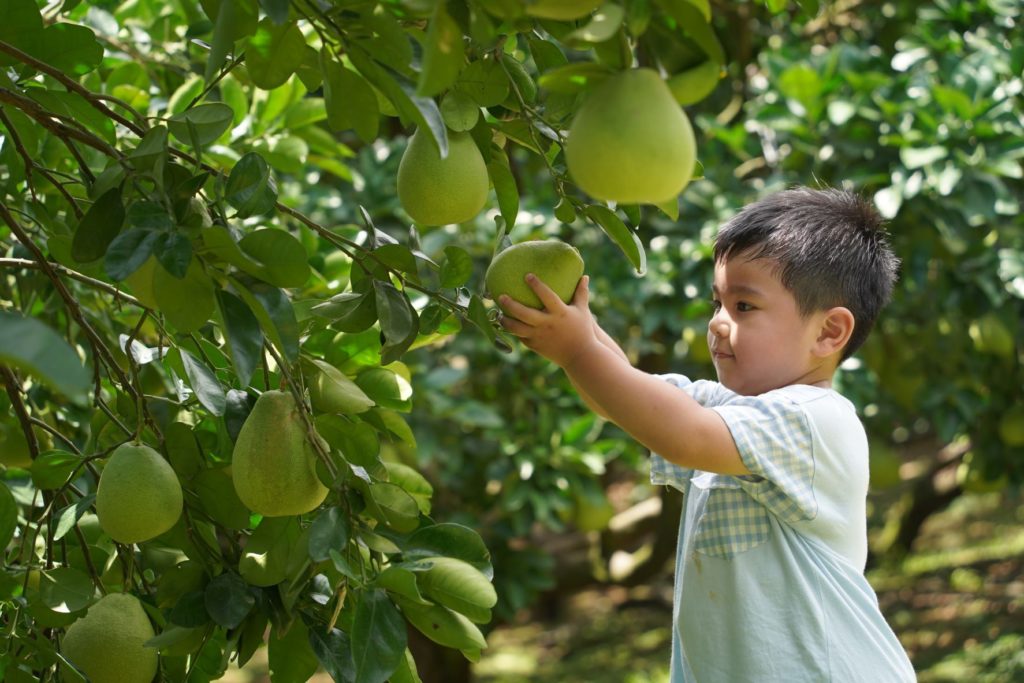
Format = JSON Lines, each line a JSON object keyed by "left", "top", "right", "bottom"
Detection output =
{"left": 710, "top": 392, "right": 818, "bottom": 524}
{"left": 649, "top": 374, "right": 737, "bottom": 490}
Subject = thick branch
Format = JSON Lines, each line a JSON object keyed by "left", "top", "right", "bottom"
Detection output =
{"left": 1, "top": 367, "right": 40, "bottom": 460}
{"left": 0, "top": 39, "right": 146, "bottom": 136}
{"left": 0, "top": 258, "right": 143, "bottom": 307}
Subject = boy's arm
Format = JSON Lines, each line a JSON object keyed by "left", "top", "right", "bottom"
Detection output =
{"left": 500, "top": 275, "right": 749, "bottom": 476}
{"left": 568, "top": 318, "right": 628, "bottom": 420}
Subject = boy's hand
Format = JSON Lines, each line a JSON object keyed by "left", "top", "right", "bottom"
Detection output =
{"left": 498, "top": 274, "right": 597, "bottom": 369}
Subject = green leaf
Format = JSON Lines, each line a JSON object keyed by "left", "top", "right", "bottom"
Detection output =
{"left": 313, "top": 291, "right": 379, "bottom": 333}
{"left": 164, "top": 422, "right": 204, "bottom": 481}
{"left": 656, "top": 0, "right": 725, "bottom": 64}
{"left": 155, "top": 232, "right": 193, "bottom": 280}
{"left": 179, "top": 348, "right": 227, "bottom": 416}
{"left": 536, "top": 62, "right": 614, "bottom": 94}
{"left": 268, "top": 619, "right": 320, "bottom": 683}
{"left": 455, "top": 58, "right": 510, "bottom": 106}
{"left": 356, "top": 367, "right": 413, "bottom": 412}
{"left": 417, "top": 557, "right": 497, "bottom": 622}
{"left": 0, "top": 312, "right": 90, "bottom": 401}
{"left": 308, "top": 506, "right": 350, "bottom": 562}
{"left": 104, "top": 229, "right": 160, "bottom": 281}
{"left": 204, "top": 572, "right": 255, "bottom": 629}
{"left": 353, "top": 590, "right": 407, "bottom": 683}
{"left": 440, "top": 91, "right": 480, "bottom": 132}
{"left": 216, "top": 290, "right": 263, "bottom": 387}
{"left": 30, "top": 450, "right": 81, "bottom": 490}
{"left": 373, "top": 282, "right": 420, "bottom": 365}
{"left": 314, "top": 415, "right": 382, "bottom": 473}
{"left": 245, "top": 18, "right": 307, "bottom": 90}
{"left": 585, "top": 205, "right": 646, "bottom": 275}
{"left": 439, "top": 246, "right": 473, "bottom": 288}
{"left": 384, "top": 462, "right": 432, "bottom": 515}
{"left": 349, "top": 45, "right": 446, "bottom": 147}
{"left": 777, "top": 64, "right": 823, "bottom": 112}
{"left": 0, "top": 483, "right": 19, "bottom": 551}
{"left": 39, "top": 568, "right": 95, "bottom": 613}
{"left": 72, "top": 187, "right": 125, "bottom": 264}
{"left": 235, "top": 278, "right": 300, "bottom": 361}
{"left": 226, "top": 152, "right": 279, "bottom": 218}
{"left": 169, "top": 590, "right": 212, "bottom": 627}
{"left": 32, "top": 23, "right": 104, "bottom": 76}
{"left": 260, "top": 0, "right": 291, "bottom": 24}
{"left": 168, "top": 103, "right": 234, "bottom": 146}
{"left": 193, "top": 468, "right": 251, "bottom": 530}
{"left": 154, "top": 259, "right": 216, "bottom": 333}
{"left": 362, "top": 481, "right": 420, "bottom": 533}
{"left": 320, "top": 49, "right": 380, "bottom": 142}
{"left": 405, "top": 524, "right": 493, "bottom": 578}
{"left": 466, "top": 294, "right": 497, "bottom": 345}
{"left": 238, "top": 229, "right": 310, "bottom": 287}
{"left": 417, "top": 2, "right": 464, "bottom": 97}
{"left": 128, "top": 125, "right": 169, "bottom": 174}
{"left": 487, "top": 153, "right": 519, "bottom": 230}
{"left": 308, "top": 625, "right": 357, "bottom": 683}
{"left": 900, "top": 146, "right": 948, "bottom": 169}
{"left": 564, "top": 3, "right": 624, "bottom": 43}
{"left": 53, "top": 494, "right": 95, "bottom": 542}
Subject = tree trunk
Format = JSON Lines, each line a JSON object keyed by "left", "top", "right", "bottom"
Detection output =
{"left": 407, "top": 624, "right": 472, "bottom": 683}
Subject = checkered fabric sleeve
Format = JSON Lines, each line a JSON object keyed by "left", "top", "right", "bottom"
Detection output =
{"left": 710, "top": 391, "right": 819, "bottom": 524}
{"left": 649, "top": 374, "right": 737, "bottom": 490}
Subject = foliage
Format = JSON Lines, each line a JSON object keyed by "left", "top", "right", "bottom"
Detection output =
{"left": 0, "top": 0, "right": 818, "bottom": 680}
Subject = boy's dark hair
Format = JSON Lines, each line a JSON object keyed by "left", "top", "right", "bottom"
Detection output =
{"left": 713, "top": 187, "right": 899, "bottom": 361}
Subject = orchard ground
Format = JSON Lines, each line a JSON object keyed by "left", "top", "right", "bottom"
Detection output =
{"left": 222, "top": 487, "right": 1024, "bottom": 682}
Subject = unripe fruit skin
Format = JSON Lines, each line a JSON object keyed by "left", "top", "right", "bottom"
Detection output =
{"left": 96, "top": 443, "right": 183, "bottom": 544}
{"left": 232, "top": 390, "right": 328, "bottom": 517}
{"left": 0, "top": 421, "right": 33, "bottom": 469}
{"left": 566, "top": 68, "right": 696, "bottom": 204}
{"left": 523, "top": 0, "right": 603, "bottom": 20}
{"left": 60, "top": 593, "right": 158, "bottom": 683}
{"left": 397, "top": 130, "right": 488, "bottom": 226}
{"left": 485, "top": 240, "right": 584, "bottom": 310}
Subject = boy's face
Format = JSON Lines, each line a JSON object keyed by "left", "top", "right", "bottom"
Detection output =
{"left": 708, "top": 254, "right": 833, "bottom": 396}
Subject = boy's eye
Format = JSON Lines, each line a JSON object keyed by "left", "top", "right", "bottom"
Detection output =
{"left": 736, "top": 301, "right": 754, "bottom": 312}
{"left": 710, "top": 299, "right": 722, "bottom": 311}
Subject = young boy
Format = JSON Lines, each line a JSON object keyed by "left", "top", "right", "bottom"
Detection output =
{"left": 498, "top": 187, "right": 916, "bottom": 681}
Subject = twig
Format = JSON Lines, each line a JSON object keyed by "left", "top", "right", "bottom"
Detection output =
{"left": 0, "top": 258, "right": 144, "bottom": 307}
{"left": 1, "top": 367, "right": 39, "bottom": 460}
{"left": 0, "top": 39, "right": 146, "bottom": 137}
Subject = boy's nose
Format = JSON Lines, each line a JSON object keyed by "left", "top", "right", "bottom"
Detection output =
{"left": 708, "top": 315, "right": 729, "bottom": 338}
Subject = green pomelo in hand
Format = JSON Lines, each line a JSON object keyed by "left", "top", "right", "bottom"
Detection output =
{"left": 96, "top": 443, "right": 183, "bottom": 544}
{"left": 397, "top": 129, "right": 488, "bottom": 226}
{"left": 565, "top": 68, "right": 697, "bottom": 204}
{"left": 60, "top": 593, "right": 158, "bottom": 683}
{"left": 232, "top": 390, "right": 329, "bottom": 516}
{"left": 522, "top": 0, "right": 603, "bottom": 20}
{"left": 485, "top": 240, "right": 584, "bottom": 309}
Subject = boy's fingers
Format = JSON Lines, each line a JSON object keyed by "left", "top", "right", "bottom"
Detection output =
{"left": 525, "top": 273, "right": 562, "bottom": 310}
{"left": 498, "top": 314, "right": 531, "bottom": 338}
{"left": 572, "top": 275, "right": 590, "bottom": 307}
{"left": 498, "top": 294, "right": 544, "bottom": 324}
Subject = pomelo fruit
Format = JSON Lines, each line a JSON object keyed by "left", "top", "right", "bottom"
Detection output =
{"left": 60, "top": 593, "right": 158, "bottom": 683}
{"left": 485, "top": 240, "right": 584, "bottom": 309}
{"left": 522, "top": 0, "right": 603, "bottom": 20}
{"left": 231, "top": 390, "right": 329, "bottom": 516}
{"left": 95, "top": 443, "right": 183, "bottom": 544}
{"left": 565, "top": 68, "right": 696, "bottom": 204}
{"left": 397, "top": 129, "right": 488, "bottom": 226}
{"left": 0, "top": 421, "right": 33, "bottom": 469}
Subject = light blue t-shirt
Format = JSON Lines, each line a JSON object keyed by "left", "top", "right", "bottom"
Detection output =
{"left": 651, "top": 375, "right": 916, "bottom": 682}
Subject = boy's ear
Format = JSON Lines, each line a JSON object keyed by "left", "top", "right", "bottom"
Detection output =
{"left": 814, "top": 306, "right": 855, "bottom": 358}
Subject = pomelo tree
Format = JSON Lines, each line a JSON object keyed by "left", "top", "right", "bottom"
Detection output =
{"left": 0, "top": 0, "right": 807, "bottom": 681}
